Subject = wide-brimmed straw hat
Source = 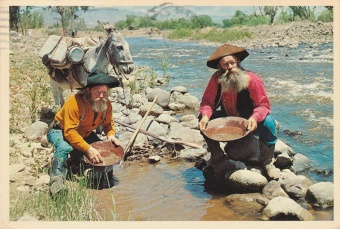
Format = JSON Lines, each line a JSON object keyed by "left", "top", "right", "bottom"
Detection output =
{"left": 207, "top": 44, "right": 249, "bottom": 69}
{"left": 78, "top": 72, "right": 120, "bottom": 89}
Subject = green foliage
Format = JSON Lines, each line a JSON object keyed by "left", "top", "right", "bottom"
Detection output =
{"left": 191, "top": 15, "right": 214, "bottom": 28}
{"left": 30, "top": 11, "right": 44, "bottom": 28}
{"left": 9, "top": 48, "right": 53, "bottom": 133}
{"left": 317, "top": 9, "right": 333, "bottom": 22}
{"left": 169, "top": 28, "right": 252, "bottom": 43}
{"left": 223, "top": 10, "right": 268, "bottom": 27}
{"left": 167, "top": 28, "right": 193, "bottom": 39}
{"left": 289, "top": 6, "right": 316, "bottom": 21}
{"left": 245, "top": 15, "right": 269, "bottom": 26}
{"left": 10, "top": 178, "right": 106, "bottom": 221}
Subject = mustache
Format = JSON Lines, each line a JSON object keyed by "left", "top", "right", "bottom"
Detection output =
{"left": 218, "top": 67, "right": 249, "bottom": 93}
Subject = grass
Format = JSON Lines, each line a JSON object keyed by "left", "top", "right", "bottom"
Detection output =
{"left": 10, "top": 177, "right": 104, "bottom": 221}
{"left": 168, "top": 27, "right": 253, "bottom": 42}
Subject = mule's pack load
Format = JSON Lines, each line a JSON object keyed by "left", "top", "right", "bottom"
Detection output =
{"left": 39, "top": 35, "right": 99, "bottom": 69}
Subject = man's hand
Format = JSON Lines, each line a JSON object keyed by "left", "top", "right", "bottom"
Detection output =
{"left": 108, "top": 135, "right": 120, "bottom": 146}
{"left": 198, "top": 115, "right": 210, "bottom": 131}
{"left": 247, "top": 117, "right": 257, "bottom": 132}
{"left": 86, "top": 146, "right": 103, "bottom": 164}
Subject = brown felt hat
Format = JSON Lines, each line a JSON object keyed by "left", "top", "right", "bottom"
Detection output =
{"left": 207, "top": 44, "right": 249, "bottom": 69}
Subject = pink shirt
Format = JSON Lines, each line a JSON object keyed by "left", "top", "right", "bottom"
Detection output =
{"left": 200, "top": 71, "right": 271, "bottom": 123}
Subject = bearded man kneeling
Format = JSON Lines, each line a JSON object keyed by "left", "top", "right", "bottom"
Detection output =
{"left": 47, "top": 72, "right": 121, "bottom": 197}
{"left": 198, "top": 44, "right": 280, "bottom": 184}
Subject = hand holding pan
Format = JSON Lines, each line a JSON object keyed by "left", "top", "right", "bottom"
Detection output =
{"left": 84, "top": 141, "right": 124, "bottom": 167}
{"left": 202, "top": 117, "right": 250, "bottom": 142}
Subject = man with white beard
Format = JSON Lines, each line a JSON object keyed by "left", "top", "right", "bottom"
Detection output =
{"left": 198, "top": 44, "right": 280, "bottom": 184}
{"left": 47, "top": 72, "right": 121, "bottom": 197}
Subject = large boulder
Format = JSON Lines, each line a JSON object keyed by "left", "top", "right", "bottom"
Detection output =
{"left": 225, "top": 169, "right": 268, "bottom": 193}
{"left": 24, "top": 121, "right": 48, "bottom": 142}
{"left": 262, "top": 196, "right": 314, "bottom": 221}
{"left": 177, "top": 93, "right": 200, "bottom": 110}
{"left": 305, "top": 182, "right": 334, "bottom": 208}
{"left": 146, "top": 87, "right": 170, "bottom": 108}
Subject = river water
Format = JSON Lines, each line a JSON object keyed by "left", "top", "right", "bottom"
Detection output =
{"left": 94, "top": 37, "right": 334, "bottom": 221}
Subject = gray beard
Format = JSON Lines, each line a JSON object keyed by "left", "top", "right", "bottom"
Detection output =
{"left": 218, "top": 68, "right": 249, "bottom": 93}
{"left": 85, "top": 93, "right": 108, "bottom": 112}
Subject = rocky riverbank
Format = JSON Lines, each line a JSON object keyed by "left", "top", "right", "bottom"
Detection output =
{"left": 9, "top": 21, "right": 334, "bottom": 221}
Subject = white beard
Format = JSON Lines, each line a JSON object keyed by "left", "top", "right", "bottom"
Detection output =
{"left": 92, "top": 98, "right": 108, "bottom": 112}
{"left": 218, "top": 67, "right": 249, "bottom": 93}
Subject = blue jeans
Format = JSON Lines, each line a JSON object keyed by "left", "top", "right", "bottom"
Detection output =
{"left": 47, "top": 129, "right": 73, "bottom": 161}
{"left": 47, "top": 128, "right": 102, "bottom": 161}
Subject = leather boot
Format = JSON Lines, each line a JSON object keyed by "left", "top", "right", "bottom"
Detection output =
{"left": 260, "top": 142, "right": 280, "bottom": 180}
{"left": 49, "top": 156, "right": 68, "bottom": 198}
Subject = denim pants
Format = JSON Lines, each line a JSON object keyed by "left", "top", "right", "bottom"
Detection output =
{"left": 47, "top": 128, "right": 101, "bottom": 161}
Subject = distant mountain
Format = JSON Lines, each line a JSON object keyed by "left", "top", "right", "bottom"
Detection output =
{"left": 146, "top": 2, "right": 196, "bottom": 20}
{"left": 40, "top": 7, "right": 145, "bottom": 28}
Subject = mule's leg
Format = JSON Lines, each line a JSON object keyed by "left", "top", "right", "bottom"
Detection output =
{"left": 49, "top": 79, "right": 64, "bottom": 110}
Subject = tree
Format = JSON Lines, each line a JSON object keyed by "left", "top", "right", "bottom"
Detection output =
{"left": 289, "top": 6, "right": 316, "bottom": 21}
{"left": 19, "top": 6, "right": 34, "bottom": 36}
{"left": 46, "top": 6, "right": 90, "bottom": 35}
{"left": 264, "top": 6, "right": 278, "bottom": 24}
{"left": 191, "top": 15, "right": 213, "bottom": 28}
{"left": 9, "top": 6, "right": 20, "bottom": 31}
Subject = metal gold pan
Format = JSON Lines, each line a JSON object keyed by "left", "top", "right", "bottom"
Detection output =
{"left": 84, "top": 141, "right": 124, "bottom": 167}
{"left": 203, "top": 117, "right": 250, "bottom": 142}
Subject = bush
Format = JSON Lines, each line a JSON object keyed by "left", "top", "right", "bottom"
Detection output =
{"left": 317, "top": 10, "right": 333, "bottom": 22}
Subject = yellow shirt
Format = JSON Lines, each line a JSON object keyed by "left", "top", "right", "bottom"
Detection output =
{"left": 55, "top": 94, "right": 116, "bottom": 152}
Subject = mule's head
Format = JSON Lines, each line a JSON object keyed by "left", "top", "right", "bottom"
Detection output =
{"left": 100, "top": 21, "right": 134, "bottom": 76}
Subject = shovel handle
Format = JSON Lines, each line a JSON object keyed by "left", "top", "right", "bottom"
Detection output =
{"left": 120, "top": 95, "right": 159, "bottom": 164}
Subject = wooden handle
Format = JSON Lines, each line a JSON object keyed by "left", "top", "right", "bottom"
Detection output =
{"left": 120, "top": 95, "right": 159, "bottom": 164}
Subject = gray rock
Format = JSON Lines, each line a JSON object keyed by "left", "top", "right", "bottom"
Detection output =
{"left": 168, "top": 102, "right": 186, "bottom": 111}
{"left": 24, "top": 121, "right": 48, "bottom": 142}
{"left": 171, "top": 86, "right": 188, "bottom": 94}
{"left": 305, "top": 182, "right": 334, "bottom": 208}
{"left": 180, "top": 119, "right": 198, "bottom": 129}
{"left": 274, "top": 139, "right": 295, "bottom": 156}
{"left": 178, "top": 148, "right": 207, "bottom": 161}
{"left": 168, "top": 126, "right": 204, "bottom": 145}
{"left": 278, "top": 169, "right": 310, "bottom": 199}
{"left": 155, "top": 113, "right": 178, "bottom": 124}
{"left": 262, "top": 196, "right": 314, "bottom": 221}
{"left": 122, "top": 113, "right": 142, "bottom": 125}
{"left": 119, "top": 131, "right": 148, "bottom": 148}
{"left": 291, "top": 153, "right": 313, "bottom": 173}
{"left": 146, "top": 87, "right": 170, "bottom": 108}
{"left": 139, "top": 102, "right": 164, "bottom": 117}
{"left": 177, "top": 93, "right": 200, "bottom": 110}
{"left": 179, "top": 114, "right": 196, "bottom": 122}
{"left": 133, "top": 118, "right": 167, "bottom": 144}
{"left": 262, "top": 180, "right": 289, "bottom": 199}
{"left": 225, "top": 193, "right": 264, "bottom": 217}
{"left": 225, "top": 170, "right": 268, "bottom": 193}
